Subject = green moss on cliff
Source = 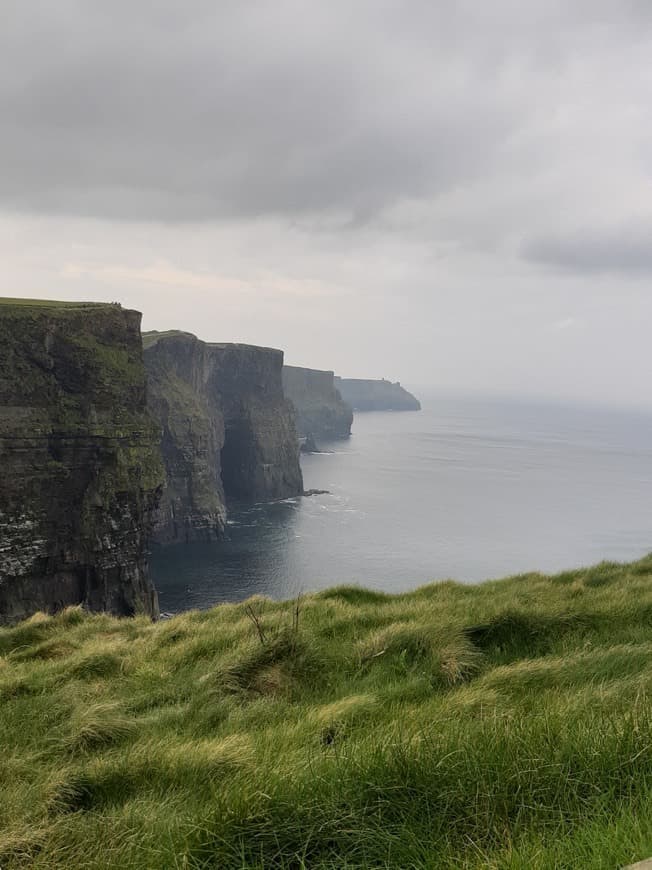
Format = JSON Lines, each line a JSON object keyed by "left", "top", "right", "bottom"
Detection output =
{"left": 0, "top": 298, "right": 110, "bottom": 311}
{"left": 68, "top": 330, "right": 144, "bottom": 387}
{"left": 0, "top": 299, "right": 163, "bottom": 622}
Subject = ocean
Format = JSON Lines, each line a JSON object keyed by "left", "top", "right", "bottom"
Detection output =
{"left": 151, "top": 395, "right": 652, "bottom": 613}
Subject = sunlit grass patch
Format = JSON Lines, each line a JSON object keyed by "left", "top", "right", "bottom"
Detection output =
{"left": 61, "top": 702, "right": 138, "bottom": 754}
{"left": 8, "top": 637, "right": 79, "bottom": 663}
{"left": 359, "top": 622, "right": 482, "bottom": 687}
{"left": 0, "top": 826, "right": 47, "bottom": 868}
{"left": 311, "top": 693, "right": 380, "bottom": 744}
{"left": 48, "top": 734, "right": 253, "bottom": 814}
{"left": 318, "top": 585, "right": 391, "bottom": 606}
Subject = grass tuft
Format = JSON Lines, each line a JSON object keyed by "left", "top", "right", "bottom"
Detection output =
{"left": 63, "top": 703, "right": 137, "bottom": 753}
{"left": 67, "top": 651, "right": 123, "bottom": 680}
{"left": 464, "top": 609, "right": 589, "bottom": 660}
{"left": 216, "top": 627, "right": 322, "bottom": 697}
{"left": 319, "top": 585, "right": 391, "bottom": 605}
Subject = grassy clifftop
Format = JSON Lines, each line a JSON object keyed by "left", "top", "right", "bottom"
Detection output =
{"left": 4, "top": 560, "right": 652, "bottom": 867}
{"left": 141, "top": 329, "right": 196, "bottom": 349}
{"left": 0, "top": 298, "right": 162, "bottom": 624}
{"left": 0, "top": 298, "right": 112, "bottom": 313}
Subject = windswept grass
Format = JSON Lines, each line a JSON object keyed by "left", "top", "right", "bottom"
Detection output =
{"left": 4, "top": 560, "right": 652, "bottom": 866}
{"left": 0, "top": 297, "right": 111, "bottom": 313}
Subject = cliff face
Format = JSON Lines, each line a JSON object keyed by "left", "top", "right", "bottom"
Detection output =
{"left": 142, "top": 332, "right": 226, "bottom": 544}
{"left": 144, "top": 333, "right": 303, "bottom": 545}
{"left": 0, "top": 300, "right": 163, "bottom": 624}
{"left": 334, "top": 377, "right": 421, "bottom": 412}
{"left": 209, "top": 344, "right": 304, "bottom": 501}
{"left": 282, "top": 365, "right": 353, "bottom": 440}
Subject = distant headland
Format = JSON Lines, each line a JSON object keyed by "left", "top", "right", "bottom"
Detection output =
{"left": 334, "top": 377, "right": 421, "bottom": 412}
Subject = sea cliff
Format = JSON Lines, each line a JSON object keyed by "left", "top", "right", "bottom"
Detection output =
{"left": 282, "top": 365, "right": 353, "bottom": 441}
{"left": 335, "top": 377, "right": 421, "bottom": 411}
{"left": 144, "top": 332, "right": 303, "bottom": 544}
{"left": 0, "top": 299, "right": 162, "bottom": 623}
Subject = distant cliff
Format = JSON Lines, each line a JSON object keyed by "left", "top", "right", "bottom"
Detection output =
{"left": 0, "top": 299, "right": 163, "bottom": 624}
{"left": 144, "top": 332, "right": 303, "bottom": 545}
{"left": 282, "top": 365, "right": 353, "bottom": 440}
{"left": 143, "top": 332, "right": 226, "bottom": 544}
{"left": 334, "top": 378, "right": 421, "bottom": 412}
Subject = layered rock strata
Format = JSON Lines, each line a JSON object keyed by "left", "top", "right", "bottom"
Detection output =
{"left": 144, "top": 332, "right": 303, "bottom": 545}
{"left": 142, "top": 331, "right": 225, "bottom": 544}
{"left": 334, "top": 377, "right": 421, "bottom": 412}
{"left": 0, "top": 300, "right": 163, "bottom": 623}
{"left": 282, "top": 365, "right": 353, "bottom": 441}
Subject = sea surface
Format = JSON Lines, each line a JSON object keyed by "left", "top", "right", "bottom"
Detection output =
{"left": 151, "top": 395, "right": 652, "bottom": 613}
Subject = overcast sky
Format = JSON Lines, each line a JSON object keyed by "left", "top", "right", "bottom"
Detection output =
{"left": 2, "top": 1, "right": 652, "bottom": 407}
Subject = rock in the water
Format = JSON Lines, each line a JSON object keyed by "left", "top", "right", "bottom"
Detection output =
{"left": 334, "top": 377, "right": 421, "bottom": 412}
{"left": 0, "top": 299, "right": 163, "bottom": 624}
{"left": 144, "top": 332, "right": 304, "bottom": 544}
{"left": 300, "top": 433, "right": 320, "bottom": 454}
{"left": 283, "top": 365, "right": 353, "bottom": 440}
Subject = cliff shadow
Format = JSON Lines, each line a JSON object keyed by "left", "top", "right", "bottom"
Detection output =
{"left": 220, "top": 420, "right": 257, "bottom": 502}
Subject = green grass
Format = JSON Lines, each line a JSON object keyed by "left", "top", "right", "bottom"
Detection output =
{"left": 0, "top": 297, "right": 111, "bottom": 311}
{"left": 4, "top": 560, "right": 652, "bottom": 867}
{"left": 142, "top": 329, "right": 196, "bottom": 348}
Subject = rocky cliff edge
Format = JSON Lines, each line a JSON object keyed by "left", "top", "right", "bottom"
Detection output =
{"left": 0, "top": 299, "right": 163, "bottom": 623}
{"left": 282, "top": 365, "right": 353, "bottom": 441}
{"left": 144, "top": 331, "right": 303, "bottom": 545}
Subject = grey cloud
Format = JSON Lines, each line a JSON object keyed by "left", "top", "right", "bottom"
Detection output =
{"left": 2, "top": 0, "right": 649, "bottom": 223}
{"left": 524, "top": 222, "right": 652, "bottom": 275}
{"left": 4, "top": 1, "right": 652, "bottom": 409}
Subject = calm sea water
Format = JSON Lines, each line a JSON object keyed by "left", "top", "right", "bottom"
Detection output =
{"left": 151, "top": 395, "right": 652, "bottom": 613}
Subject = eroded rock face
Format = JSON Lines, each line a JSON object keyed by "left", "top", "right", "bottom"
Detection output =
{"left": 209, "top": 344, "right": 304, "bottom": 501}
{"left": 0, "top": 301, "right": 163, "bottom": 624}
{"left": 143, "top": 332, "right": 226, "bottom": 544}
{"left": 144, "top": 333, "right": 303, "bottom": 544}
{"left": 282, "top": 366, "right": 353, "bottom": 440}
{"left": 334, "top": 377, "right": 421, "bottom": 412}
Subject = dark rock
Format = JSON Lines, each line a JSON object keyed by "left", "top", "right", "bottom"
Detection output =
{"left": 143, "top": 332, "right": 226, "bottom": 544}
{"left": 334, "top": 377, "right": 421, "bottom": 412}
{"left": 283, "top": 366, "right": 353, "bottom": 440}
{"left": 303, "top": 489, "right": 330, "bottom": 497}
{"left": 300, "top": 433, "right": 319, "bottom": 454}
{"left": 0, "top": 299, "right": 163, "bottom": 624}
{"left": 144, "top": 332, "right": 303, "bottom": 544}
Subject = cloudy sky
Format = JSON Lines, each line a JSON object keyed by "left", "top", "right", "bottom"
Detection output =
{"left": 2, "top": 1, "right": 652, "bottom": 407}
